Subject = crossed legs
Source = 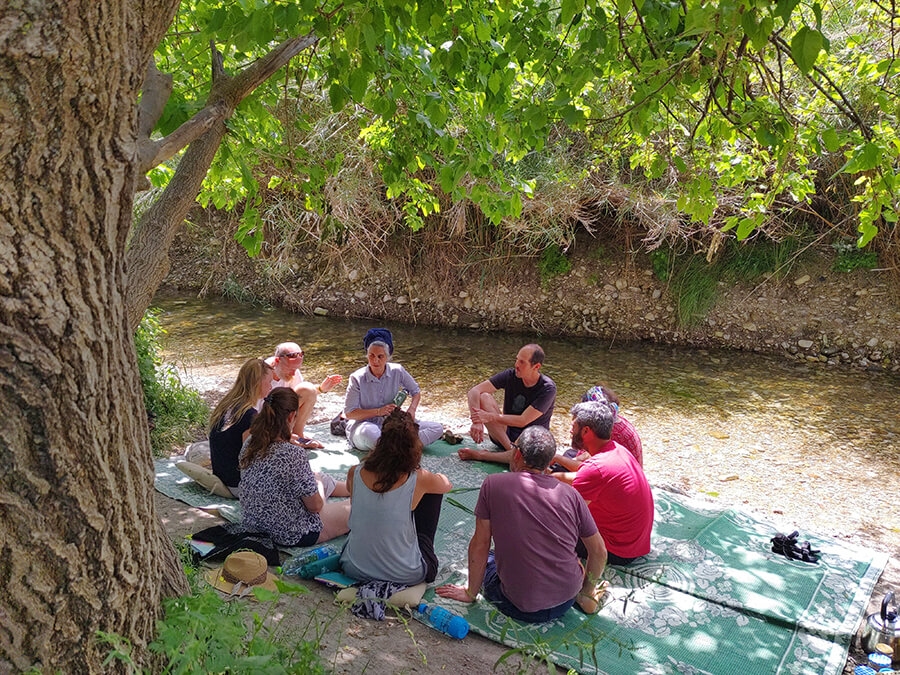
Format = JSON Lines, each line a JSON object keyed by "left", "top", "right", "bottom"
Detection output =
{"left": 458, "top": 392, "right": 516, "bottom": 464}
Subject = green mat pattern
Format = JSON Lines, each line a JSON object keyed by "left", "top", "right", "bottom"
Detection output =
{"left": 423, "top": 488, "right": 886, "bottom": 675}
{"left": 154, "top": 422, "right": 887, "bottom": 674}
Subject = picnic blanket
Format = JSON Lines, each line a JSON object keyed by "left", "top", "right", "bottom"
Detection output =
{"left": 154, "top": 422, "right": 888, "bottom": 674}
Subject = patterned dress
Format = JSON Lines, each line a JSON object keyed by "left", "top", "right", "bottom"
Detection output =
{"left": 238, "top": 440, "right": 321, "bottom": 545}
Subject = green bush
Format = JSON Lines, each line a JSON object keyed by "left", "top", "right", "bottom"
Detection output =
{"left": 135, "top": 310, "right": 208, "bottom": 456}
{"left": 538, "top": 245, "right": 572, "bottom": 286}
{"left": 832, "top": 241, "right": 879, "bottom": 272}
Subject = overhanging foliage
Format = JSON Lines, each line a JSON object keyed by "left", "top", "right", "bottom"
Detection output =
{"left": 144, "top": 0, "right": 899, "bottom": 260}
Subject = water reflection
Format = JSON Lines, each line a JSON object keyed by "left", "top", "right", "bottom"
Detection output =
{"left": 154, "top": 295, "right": 900, "bottom": 461}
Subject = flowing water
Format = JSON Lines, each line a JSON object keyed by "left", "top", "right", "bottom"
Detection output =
{"left": 155, "top": 295, "right": 900, "bottom": 555}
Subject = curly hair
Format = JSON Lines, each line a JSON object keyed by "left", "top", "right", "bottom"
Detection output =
{"left": 209, "top": 358, "right": 273, "bottom": 434}
{"left": 239, "top": 387, "right": 298, "bottom": 469}
{"left": 362, "top": 408, "right": 422, "bottom": 493}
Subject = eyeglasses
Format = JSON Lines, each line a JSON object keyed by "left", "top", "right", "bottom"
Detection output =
{"left": 279, "top": 350, "right": 303, "bottom": 359}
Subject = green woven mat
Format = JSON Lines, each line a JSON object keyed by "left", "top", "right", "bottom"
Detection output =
{"left": 421, "top": 488, "right": 887, "bottom": 675}
{"left": 153, "top": 420, "right": 495, "bottom": 516}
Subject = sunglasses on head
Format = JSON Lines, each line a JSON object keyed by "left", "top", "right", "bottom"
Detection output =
{"left": 279, "top": 350, "right": 303, "bottom": 359}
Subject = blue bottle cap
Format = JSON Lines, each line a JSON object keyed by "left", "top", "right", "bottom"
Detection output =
{"left": 869, "top": 654, "right": 892, "bottom": 669}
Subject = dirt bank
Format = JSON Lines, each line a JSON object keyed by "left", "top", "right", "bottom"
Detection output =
{"left": 165, "top": 212, "right": 899, "bottom": 372}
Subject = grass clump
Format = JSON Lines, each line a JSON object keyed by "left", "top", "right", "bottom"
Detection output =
{"left": 135, "top": 309, "right": 208, "bottom": 456}
{"left": 832, "top": 240, "right": 879, "bottom": 272}
{"left": 538, "top": 245, "right": 572, "bottom": 286}
{"left": 99, "top": 547, "right": 326, "bottom": 674}
{"left": 660, "top": 235, "right": 807, "bottom": 326}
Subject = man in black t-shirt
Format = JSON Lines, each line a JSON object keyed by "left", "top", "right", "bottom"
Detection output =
{"left": 458, "top": 344, "right": 556, "bottom": 465}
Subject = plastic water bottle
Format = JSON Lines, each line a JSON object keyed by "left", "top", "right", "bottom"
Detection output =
{"left": 297, "top": 553, "right": 342, "bottom": 579}
{"left": 281, "top": 545, "right": 339, "bottom": 576}
{"left": 416, "top": 602, "right": 469, "bottom": 639}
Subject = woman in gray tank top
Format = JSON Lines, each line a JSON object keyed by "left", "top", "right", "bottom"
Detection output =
{"left": 341, "top": 409, "right": 452, "bottom": 584}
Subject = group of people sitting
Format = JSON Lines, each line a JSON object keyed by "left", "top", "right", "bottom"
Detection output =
{"left": 180, "top": 329, "right": 655, "bottom": 623}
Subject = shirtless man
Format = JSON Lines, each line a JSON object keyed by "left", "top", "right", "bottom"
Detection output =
{"left": 457, "top": 344, "right": 556, "bottom": 464}
{"left": 268, "top": 342, "right": 342, "bottom": 443}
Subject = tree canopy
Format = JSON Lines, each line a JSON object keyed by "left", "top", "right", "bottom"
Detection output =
{"left": 142, "top": 0, "right": 898, "bottom": 274}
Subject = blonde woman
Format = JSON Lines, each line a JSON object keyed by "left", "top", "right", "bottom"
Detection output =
{"left": 176, "top": 358, "right": 273, "bottom": 498}
{"left": 207, "top": 358, "right": 275, "bottom": 496}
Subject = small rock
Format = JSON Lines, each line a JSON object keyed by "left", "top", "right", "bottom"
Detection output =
{"left": 382, "top": 295, "right": 392, "bottom": 302}
{"left": 396, "top": 296, "right": 408, "bottom": 305}
{"left": 867, "top": 337, "right": 880, "bottom": 348}
{"left": 313, "top": 307, "right": 328, "bottom": 316}
{"left": 348, "top": 269, "right": 359, "bottom": 282}
{"left": 458, "top": 291, "right": 468, "bottom": 298}
{"left": 797, "top": 339, "right": 814, "bottom": 349}
{"left": 718, "top": 474, "right": 740, "bottom": 482}
{"left": 615, "top": 279, "right": 627, "bottom": 290}
{"left": 794, "top": 274, "right": 810, "bottom": 286}
{"left": 652, "top": 289, "right": 662, "bottom": 300}
{"left": 709, "top": 431, "right": 730, "bottom": 439}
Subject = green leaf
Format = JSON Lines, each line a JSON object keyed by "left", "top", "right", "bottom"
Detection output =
{"left": 328, "top": 82, "right": 348, "bottom": 112}
{"left": 840, "top": 142, "right": 882, "bottom": 173}
{"left": 775, "top": 0, "right": 800, "bottom": 23}
{"left": 560, "top": 0, "right": 584, "bottom": 26}
{"left": 235, "top": 207, "right": 263, "bottom": 257}
{"left": 821, "top": 128, "right": 841, "bottom": 153}
{"left": 348, "top": 68, "right": 369, "bottom": 103}
{"left": 790, "top": 26, "right": 823, "bottom": 74}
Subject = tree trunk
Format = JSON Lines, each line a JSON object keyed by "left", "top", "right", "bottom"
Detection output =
{"left": 0, "top": 1, "right": 187, "bottom": 672}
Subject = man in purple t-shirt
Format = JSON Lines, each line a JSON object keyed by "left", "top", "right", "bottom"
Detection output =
{"left": 458, "top": 343, "right": 556, "bottom": 464}
{"left": 438, "top": 426, "right": 607, "bottom": 622}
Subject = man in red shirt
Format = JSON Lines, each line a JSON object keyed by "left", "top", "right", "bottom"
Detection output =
{"left": 552, "top": 401, "right": 654, "bottom": 565}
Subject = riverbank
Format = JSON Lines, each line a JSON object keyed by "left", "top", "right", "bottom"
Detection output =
{"left": 164, "top": 209, "right": 899, "bottom": 371}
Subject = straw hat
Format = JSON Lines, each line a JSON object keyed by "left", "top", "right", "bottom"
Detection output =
{"left": 205, "top": 551, "right": 279, "bottom": 598}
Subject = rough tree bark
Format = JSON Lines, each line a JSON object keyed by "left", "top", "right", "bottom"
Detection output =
{"left": 0, "top": 1, "right": 186, "bottom": 671}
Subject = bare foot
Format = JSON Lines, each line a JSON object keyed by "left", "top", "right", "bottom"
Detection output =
{"left": 575, "top": 593, "right": 599, "bottom": 614}
{"left": 457, "top": 447, "right": 480, "bottom": 461}
{"left": 298, "top": 438, "right": 324, "bottom": 449}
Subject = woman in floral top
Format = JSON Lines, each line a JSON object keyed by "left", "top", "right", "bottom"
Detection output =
{"left": 239, "top": 388, "right": 350, "bottom": 546}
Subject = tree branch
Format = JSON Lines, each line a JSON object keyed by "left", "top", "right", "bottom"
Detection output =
{"left": 137, "top": 102, "right": 229, "bottom": 174}
{"left": 126, "top": 31, "right": 320, "bottom": 329}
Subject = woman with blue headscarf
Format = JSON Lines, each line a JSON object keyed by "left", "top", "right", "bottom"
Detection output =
{"left": 343, "top": 328, "right": 444, "bottom": 451}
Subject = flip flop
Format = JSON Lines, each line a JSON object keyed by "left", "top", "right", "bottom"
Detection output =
{"left": 297, "top": 437, "right": 324, "bottom": 449}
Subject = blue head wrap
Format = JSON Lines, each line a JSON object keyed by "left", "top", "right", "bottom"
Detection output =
{"left": 582, "top": 386, "right": 619, "bottom": 416}
{"left": 363, "top": 328, "right": 394, "bottom": 355}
